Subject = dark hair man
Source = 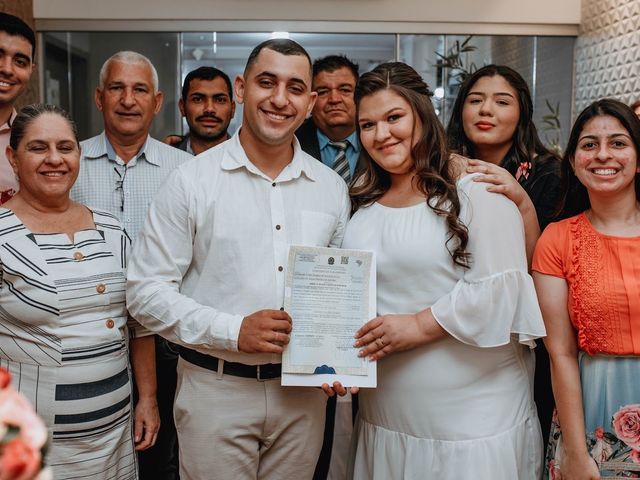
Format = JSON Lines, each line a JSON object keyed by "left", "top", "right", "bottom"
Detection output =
{"left": 127, "top": 39, "right": 350, "bottom": 480}
{"left": 0, "top": 13, "right": 35, "bottom": 203}
{"left": 296, "top": 55, "right": 360, "bottom": 185}
{"left": 170, "top": 66, "right": 235, "bottom": 155}
{"left": 148, "top": 65, "right": 236, "bottom": 479}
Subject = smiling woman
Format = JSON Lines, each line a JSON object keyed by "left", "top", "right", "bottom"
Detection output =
{"left": 532, "top": 99, "right": 640, "bottom": 478}
{"left": 357, "top": 89, "right": 420, "bottom": 180}
{"left": 344, "top": 62, "right": 545, "bottom": 480}
{"left": 8, "top": 110, "right": 80, "bottom": 208}
{"left": 0, "top": 104, "right": 154, "bottom": 480}
{"left": 447, "top": 64, "right": 561, "bottom": 230}
{"left": 571, "top": 115, "right": 639, "bottom": 198}
{"left": 446, "top": 65, "right": 562, "bottom": 453}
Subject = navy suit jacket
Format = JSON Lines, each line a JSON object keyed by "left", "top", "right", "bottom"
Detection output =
{"left": 295, "top": 117, "right": 322, "bottom": 160}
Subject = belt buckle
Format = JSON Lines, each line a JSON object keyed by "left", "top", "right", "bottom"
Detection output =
{"left": 256, "top": 364, "right": 266, "bottom": 382}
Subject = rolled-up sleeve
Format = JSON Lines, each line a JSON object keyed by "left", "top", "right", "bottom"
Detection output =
{"left": 126, "top": 167, "right": 243, "bottom": 352}
{"left": 431, "top": 177, "right": 546, "bottom": 348}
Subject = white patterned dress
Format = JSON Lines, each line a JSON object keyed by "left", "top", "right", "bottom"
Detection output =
{"left": 0, "top": 208, "right": 139, "bottom": 480}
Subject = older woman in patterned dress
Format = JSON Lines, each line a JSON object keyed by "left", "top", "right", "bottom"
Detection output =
{"left": 0, "top": 104, "right": 158, "bottom": 479}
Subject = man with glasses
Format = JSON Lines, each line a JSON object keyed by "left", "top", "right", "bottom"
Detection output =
{"left": 70, "top": 50, "right": 190, "bottom": 480}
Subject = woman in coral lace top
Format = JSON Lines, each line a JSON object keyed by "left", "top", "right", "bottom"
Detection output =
{"left": 532, "top": 98, "right": 640, "bottom": 479}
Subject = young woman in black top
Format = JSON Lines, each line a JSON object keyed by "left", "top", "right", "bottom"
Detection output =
{"left": 447, "top": 64, "right": 561, "bottom": 456}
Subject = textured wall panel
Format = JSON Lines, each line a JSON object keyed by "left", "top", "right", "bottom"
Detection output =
{"left": 491, "top": 36, "right": 535, "bottom": 85}
{"left": 575, "top": 0, "right": 640, "bottom": 114}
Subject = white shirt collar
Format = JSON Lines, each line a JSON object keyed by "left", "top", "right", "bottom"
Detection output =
{"left": 220, "top": 128, "right": 317, "bottom": 182}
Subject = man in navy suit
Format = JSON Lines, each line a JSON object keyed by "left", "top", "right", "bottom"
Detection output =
{"left": 297, "top": 55, "right": 360, "bottom": 480}
{"left": 296, "top": 55, "right": 360, "bottom": 184}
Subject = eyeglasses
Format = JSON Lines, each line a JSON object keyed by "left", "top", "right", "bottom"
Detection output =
{"left": 114, "top": 166, "right": 128, "bottom": 212}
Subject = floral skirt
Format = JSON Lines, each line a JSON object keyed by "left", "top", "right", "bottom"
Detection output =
{"left": 545, "top": 353, "right": 640, "bottom": 478}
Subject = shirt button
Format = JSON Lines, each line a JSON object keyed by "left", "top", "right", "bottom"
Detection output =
{"left": 275, "top": 225, "right": 281, "bottom": 230}
{"left": 279, "top": 307, "right": 284, "bottom": 311}
{"left": 96, "top": 284, "right": 106, "bottom": 294}
{"left": 272, "top": 182, "right": 276, "bottom": 187}
{"left": 73, "top": 251, "right": 84, "bottom": 261}
{"left": 106, "top": 319, "right": 115, "bottom": 329}
{"left": 278, "top": 266, "right": 283, "bottom": 272}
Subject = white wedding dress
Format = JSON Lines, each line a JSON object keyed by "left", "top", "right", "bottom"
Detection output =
{"left": 343, "top": 174, "right": 545, "bottom": 479}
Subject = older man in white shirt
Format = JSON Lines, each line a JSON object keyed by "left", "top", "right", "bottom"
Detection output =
{"left": 127, "top": 39, "right": 350, "bottom": 480}
{"left": 71, "top": 51, "right": 191, "bottom": 479}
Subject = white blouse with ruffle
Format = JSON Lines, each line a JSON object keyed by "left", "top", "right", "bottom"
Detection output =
{"left": 343, "top": 173, "right": 546, "bottom": 479}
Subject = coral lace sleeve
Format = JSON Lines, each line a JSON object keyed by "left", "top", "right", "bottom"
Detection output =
{"left": 532, "top": 221, "right": 568, "bottom": 279}
{"left": 533, "top": 213, "right": 640, "bottom": 355}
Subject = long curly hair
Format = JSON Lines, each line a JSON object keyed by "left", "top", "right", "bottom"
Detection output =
{"left": 446, "top": 64, "right": 558, "bottom": 179}
{"left": 351, "top": 62, "right": 470, "bottom": 268}
{"left": 558, "top": 98, "right": 640, "bottom": 218}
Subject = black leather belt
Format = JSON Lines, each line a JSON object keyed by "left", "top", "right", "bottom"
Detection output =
{"left": 179, "top": 347, "right": 282, "bottom": 380}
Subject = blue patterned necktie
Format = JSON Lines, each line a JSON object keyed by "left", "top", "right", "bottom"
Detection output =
{"left": 329, "top": 140, "right": 351, "bottom": 184}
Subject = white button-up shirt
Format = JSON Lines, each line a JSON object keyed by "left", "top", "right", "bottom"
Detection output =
{"left": 127, "top": 130, "right": 351, "bottom": 365}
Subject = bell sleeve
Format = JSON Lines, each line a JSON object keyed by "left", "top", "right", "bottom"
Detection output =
{"left": 431, "top": 175, "right": 546, "bottom": 348}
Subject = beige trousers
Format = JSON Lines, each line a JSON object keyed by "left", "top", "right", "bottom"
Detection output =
{"left": 174, "top": 357, "right": 326, "bottom": 480}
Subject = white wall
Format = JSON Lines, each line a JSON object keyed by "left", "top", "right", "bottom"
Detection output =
{"left": 574, "top": 0, "right": 640, "bottom": 114}
{"left": 34, "top": 0, "right": 581, "bottom": 35}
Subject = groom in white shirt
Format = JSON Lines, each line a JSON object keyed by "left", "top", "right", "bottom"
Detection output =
{"left": 127, "top": 39, "right": 350, "bottom": 480}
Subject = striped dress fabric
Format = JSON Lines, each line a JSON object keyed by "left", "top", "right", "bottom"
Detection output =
{"left": 0, "top": 208, "right": 138, "bottom": 480}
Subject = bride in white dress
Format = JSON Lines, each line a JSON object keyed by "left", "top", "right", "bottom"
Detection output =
{"left": 342, "top": 62, "right": 546, "bottom": 479}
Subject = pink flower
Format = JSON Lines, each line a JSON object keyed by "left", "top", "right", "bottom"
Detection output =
{"left": 0, "top": 437, "right": 42, "bottom": 480}
{"left": 0, "top": 370, "right": 47, "bottom": 480}
{"left": 0, "top": 371, "right": 9, "bottom": 390}
{"left": 0, "top": 390, "right": 47, "bottom": 451}
{"left": 595, "top": 426, "right": 605, "bottom": 439}
{"left": 0, "top": 190, "right": 16, "bottom": 206}
{"left": 631, "top": 449, "right": 640, "bottom": 463}
{"left": 515, "top": 161, "right": 531, "bottom": 181}
{"left": 549, "top": 459, "right": 559, "bottom": 480}
{"left": 613, "top": 405, "right": 640, "bottom": 451}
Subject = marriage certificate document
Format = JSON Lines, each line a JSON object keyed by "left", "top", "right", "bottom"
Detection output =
{"left": 282, "top": 245, "right": 377, "bottom": 388}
